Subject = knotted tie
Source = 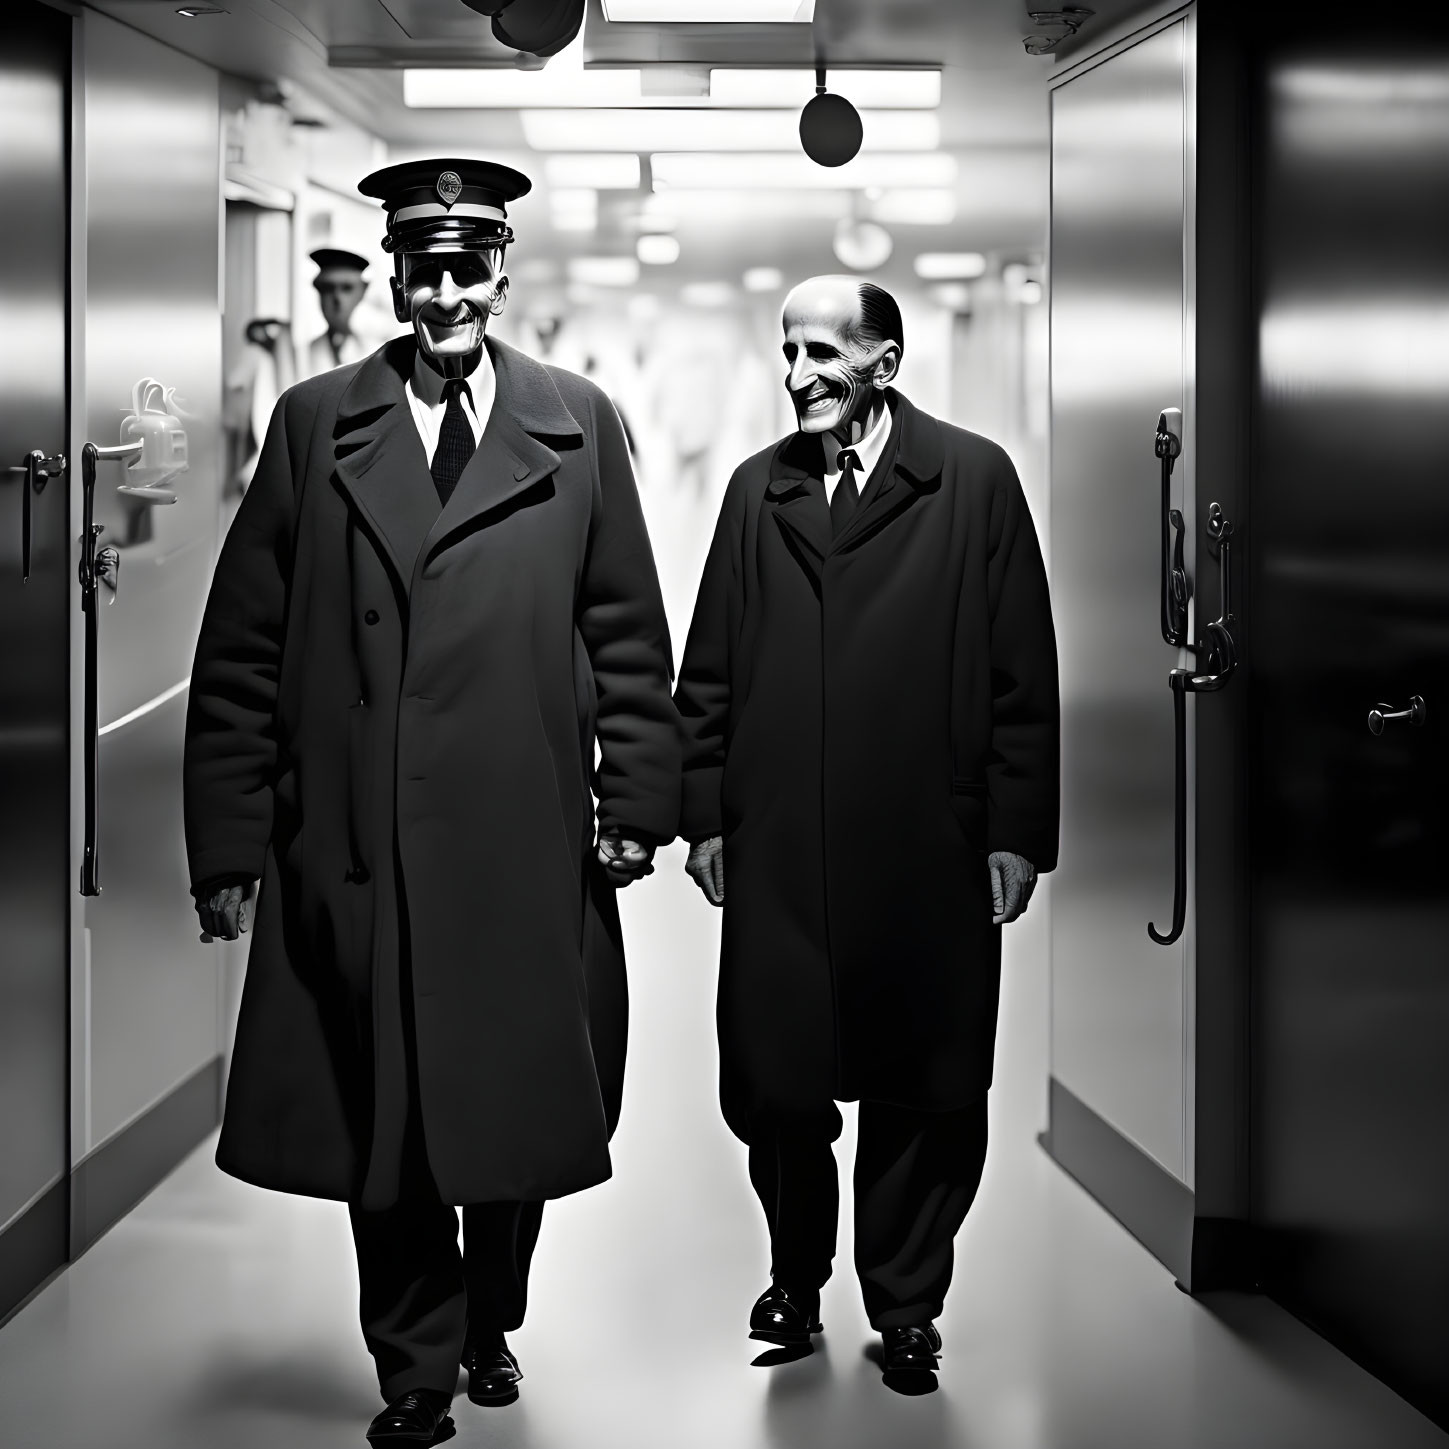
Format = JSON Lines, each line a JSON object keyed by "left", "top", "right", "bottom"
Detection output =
{"left": 430, "top": 378, "right": 475, "bottom": 506}
{"left": 830, "top": 447, "right": 861, "bottom": 537}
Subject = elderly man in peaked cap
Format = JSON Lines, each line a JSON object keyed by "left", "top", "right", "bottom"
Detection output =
{"left": 184, "top": 157, "right": 679, "bottom": 1445}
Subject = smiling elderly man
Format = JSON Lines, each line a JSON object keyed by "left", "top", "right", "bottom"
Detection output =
{"left": 185, "top": 158, "right": 678, "bottom": 1446}
{"left": 675, "top": 275, "right": 1060, "bottom": 1384}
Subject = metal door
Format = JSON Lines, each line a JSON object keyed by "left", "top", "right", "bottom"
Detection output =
{"left": 0, "top": 0, "right": 71, "bottom": 1320}
{"left": 1049, "top": 18, "right": 1196, "bottom": 1182}
{"left": 1251, "top": 35, "right": 1449, "bottom": 1428}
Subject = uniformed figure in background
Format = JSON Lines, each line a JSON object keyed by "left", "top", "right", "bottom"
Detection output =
{"left": 184, "top": 158, "right": 679, "bottom": 1446}
{"left": 675, "top": 275, "right": 1059, "bottom": 1385}
{"left": 301, "top": 246, "right": 373, "bottom": 378}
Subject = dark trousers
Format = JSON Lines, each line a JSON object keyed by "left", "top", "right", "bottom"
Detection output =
{"left": 745, "top": 1095, "right": 989, "bottom": 1329}
{"left": 350, "top": 1147, "right": 544, "bottom": 1402}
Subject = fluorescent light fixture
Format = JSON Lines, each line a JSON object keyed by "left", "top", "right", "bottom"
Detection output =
{"left": 680, "top": 281, "right": 737, "bottom": 308}
{"left": 522, "top": 110, "right": 937, "bottom": 152}
{"left": 651, "top": 152, "right": 957, "bottom": 190}
{"left": 568, "top": 256, "right": 641, "bottom": 287}
{"left": 603, "top": 1, "right": 814, "bottom": 19}
{"left": 515, "top": 258, "right": 560, "bottom": 283}
{"left": 405, "top": 64, "right": 938, "bottom": 111}
{"left": 543, "top": 154, "right": 641, "bottom": 189}
{"left": 743, "top": 266, "right": 784, "bottom": 292}
{"left": 405, "top": 68, "right": 642, "bottom": 109}
{"left": 930, "top": 282, "right": 973, "bottom": 312}
{"left": 914, "top": 252, "right": 987, "bottom": 280}
{"left": 642, "top": 188, "right": 850, "bottom": 221}
{"left": 637, "top": 234, "right": 681, "bottom": 265}
{"left": 550, "top": 187, "right": 598, "bottom": 214}
{"left": 867, "top": 189, "right": 957, "bottom": 225}
{"left": 710, "top": 69, "right": 940, "bottom": 109}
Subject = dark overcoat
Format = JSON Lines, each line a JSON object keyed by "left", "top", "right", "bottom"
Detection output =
{"left": 674, "top": 391, "right": 1058, "bottom": 1131}
{"left": 184, "top": 336, "right": 679, "bottom": 1208}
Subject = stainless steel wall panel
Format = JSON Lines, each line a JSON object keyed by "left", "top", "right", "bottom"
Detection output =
{"left": 73, "top": 12, "right": 224, "bottom": 1165}
{"left": 0, "top": 2, "right": 72, "bottom": 1255}
{"left": 1049, "top": 19, "right": 1193, "bottom": 1181}
{"left": 1250, "top": 34, "right": 1449, "bottom": 1427}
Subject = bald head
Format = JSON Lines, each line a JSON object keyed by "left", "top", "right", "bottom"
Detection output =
{"left": 781, "top": 275, "right": 903, "bottom": 439}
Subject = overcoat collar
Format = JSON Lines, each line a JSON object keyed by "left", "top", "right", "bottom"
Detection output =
{"left": 333, "top": 336, "right": 583, "bottom": 593}
{"left": 763, "top": 389, "right": 944, "bottom": 572}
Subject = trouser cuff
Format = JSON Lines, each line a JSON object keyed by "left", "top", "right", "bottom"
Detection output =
{"left": 868, "top": 1301, "right": 942, "bottom": 1331}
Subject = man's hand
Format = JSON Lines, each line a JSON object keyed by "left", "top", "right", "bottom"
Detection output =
{"left": 989, "top": 851, "right": 1037, "bottom": 926}
{"left": 196, "top": 879, "right": 256, "bottom": 942}
{"left": 685, "top": 836, "right": 724, "bottom": 907}
{"left": 597, "top": 834, "right": 655, "bottom": 887}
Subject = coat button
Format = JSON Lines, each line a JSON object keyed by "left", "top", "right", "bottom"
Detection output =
{"left": 364, "top": 609, "right": 379, "bottom": 625}
{"left": 346, "top": 864, "right": 371, "bottom": 885}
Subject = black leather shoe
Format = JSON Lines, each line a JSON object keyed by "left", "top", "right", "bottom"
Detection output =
{"left": 749, "top": 1283, "right": 823, "bottom": 1346}
{"left": 366, "top": 1388, "right": 455, "bottom": 1444}
{"left": 462, "top": 1334, "right": 523, "bottom": 1406}
{"left": 881, "top": 1325, "right": 940, "bottom": 1374}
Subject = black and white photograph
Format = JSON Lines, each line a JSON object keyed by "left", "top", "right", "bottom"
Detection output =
{"left": 0, "top": 2, "right": 1446, "bottom": 1446}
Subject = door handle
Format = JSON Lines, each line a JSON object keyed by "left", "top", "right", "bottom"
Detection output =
{"left": 1150, "top": 501, "right": 1240, "bottom": 946}
{"left": 4, "top": 450, "right": 67, "bottom": 581}
{"left": 1367, "top": 695, "right": 1426, "bottom": 735}
{"left": 1155, "top": 409, "right": 1190, "bottom": 648}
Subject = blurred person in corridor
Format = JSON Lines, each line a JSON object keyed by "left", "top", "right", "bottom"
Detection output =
{"left": 674, "top": 274, "right": 1059, "bottom": 1385}
{"left": 184, "top": 157, "right": 678, "bottom": 1446}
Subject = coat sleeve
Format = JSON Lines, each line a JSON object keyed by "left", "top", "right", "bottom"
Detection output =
{"left": 578, "top": 385, "right": 681, "bottom": 845}
{"left": 983, "top": 450, "right": 1061, "bottom": 871}
{"left": 672, "top": 471, "right": 744, "bottom": 844}
{"left": 183, "top": 392, "right": 297, "bottom": 889}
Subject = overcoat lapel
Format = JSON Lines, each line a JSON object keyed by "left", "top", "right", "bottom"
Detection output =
{"left": 833, "top": 391, "right": 944, "bottom": 552}
{"left": 332, "top": 338, "right": 440, "bottom": 596}
{"left": 765, "top": 390, "right": 945, "bottom": 579}
{"left": 422, "top": 338, "right": 584, "bottom": 566}
{"left": 765, "top": 437, "right": 831, "bottom": 585}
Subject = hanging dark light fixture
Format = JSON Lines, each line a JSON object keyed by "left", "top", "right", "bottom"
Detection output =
{"left": 459, "top": 0, "right": 584, "bottom": 58}
{"left": 799, "top": 67, "right": 863, "bottom": 167}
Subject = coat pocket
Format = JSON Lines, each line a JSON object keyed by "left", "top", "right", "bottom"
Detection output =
{"left": 949, "top": 776, "right": 987, "bottom": 853}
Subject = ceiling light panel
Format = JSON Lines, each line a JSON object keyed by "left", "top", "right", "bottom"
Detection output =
{"left": 650, "top": 152, "right": 957, "bottom": 190}
{"left": 543, "top": 154, "right": 641, "bottom": 188}
{"left": 710, "top": 69, "right": 940, "bottom": 109}
{"left": 568, "top": 256, "right": 641, "bottom": 287}
{"left": 914, "top": 252, "right": 988, "bottom": 280}
{"left": 603, "top": 1, "right": 814, "bottom": 20}
{"left": 522, "top": 110, "right": 938, "bottom": 152}
{"left": 866, "top": 189, "right": 958, "bottom": 225}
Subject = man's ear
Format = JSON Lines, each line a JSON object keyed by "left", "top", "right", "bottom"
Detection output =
{"left": 872, "top": 341, "right": 902, "bottom": 389}
{"left": 489, "top": 273, "right": 510, "bottom": 317}
{"left": 389, "top": 274, "right": 408, "bottom": 324}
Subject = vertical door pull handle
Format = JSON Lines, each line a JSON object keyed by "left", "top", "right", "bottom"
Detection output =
{"left": 5, "top": 450, "right": 67, "bottom": 581}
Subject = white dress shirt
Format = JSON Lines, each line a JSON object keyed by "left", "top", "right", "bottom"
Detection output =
{"left": 406, "top": 347, "right": 494, "bottom": 465}
{"left": 822, "top": 398, "right": 893, "bottom": 504}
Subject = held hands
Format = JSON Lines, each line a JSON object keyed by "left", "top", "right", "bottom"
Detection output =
{"left": 989, "top": 851, "right": 1037, "bottom": 926}
{"left": 195, "top": 879, "right": 256, "bottom": 942}
{"left": 685, "top": 835, "right": 724, "bottom": 907}
{"left": 597, "top": 833, "right": 655, "bottom": 887}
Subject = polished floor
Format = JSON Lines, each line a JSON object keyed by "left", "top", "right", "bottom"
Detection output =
{"left": 2, "top": 860, "right": 1446, "bottom": 1449}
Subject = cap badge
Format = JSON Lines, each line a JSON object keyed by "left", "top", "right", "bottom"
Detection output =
{"left": 436, "top": 170, "right": 463, "bottom": 206}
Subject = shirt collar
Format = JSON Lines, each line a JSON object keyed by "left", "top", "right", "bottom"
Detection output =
{"left": 408, "top": 345, "right": 493, "bottom": 408}
{"left": 826, "top": 397, "right": 893, "bottom": 478}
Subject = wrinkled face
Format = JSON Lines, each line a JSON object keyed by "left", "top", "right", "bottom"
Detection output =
{"left": 395, "top": 248, "right": 508, "bottom": 375}
{"left": 314, "top": 268, "right": 366, "bottom": 333}
{"left": 781, "top": 278, "right": 892, "bottom": 436}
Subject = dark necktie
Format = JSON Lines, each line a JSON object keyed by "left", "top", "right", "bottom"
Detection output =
{"left": 830, "top": 447, "right": 861, "bottom": 537}
{"left": 430, "top": 378, "right": 475, "bottom": 507}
